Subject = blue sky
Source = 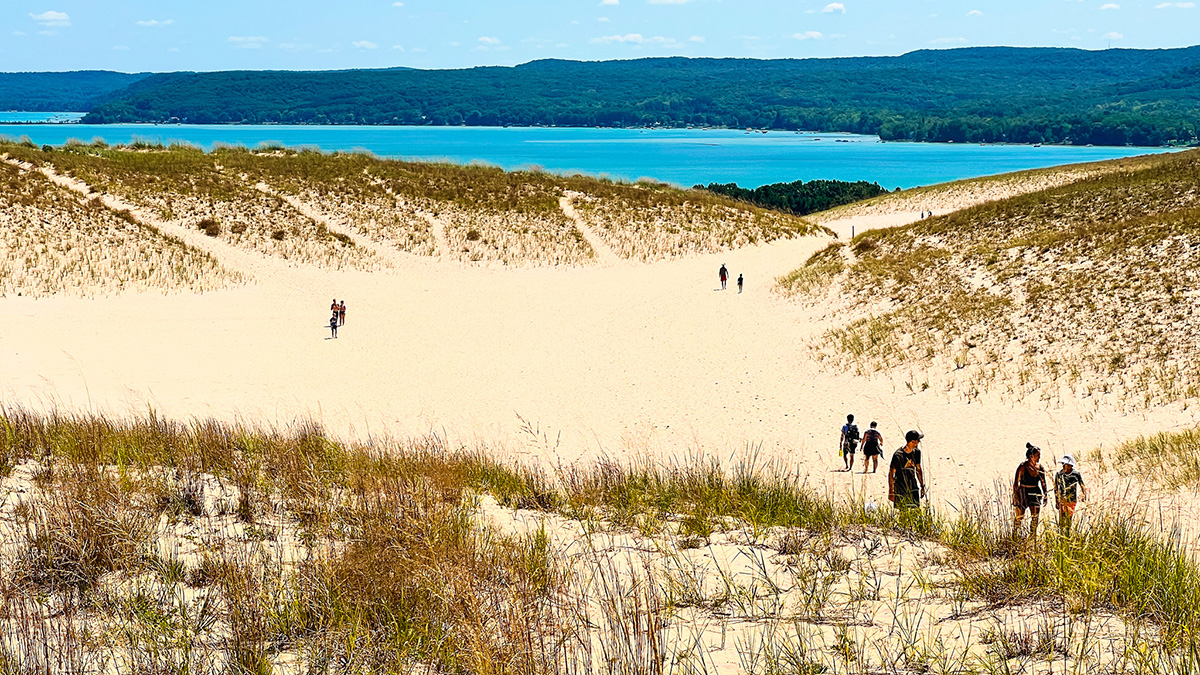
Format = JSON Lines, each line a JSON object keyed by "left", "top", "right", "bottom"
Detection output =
{"left": 5, "top": 0, "right": 1198, "bottom": 72}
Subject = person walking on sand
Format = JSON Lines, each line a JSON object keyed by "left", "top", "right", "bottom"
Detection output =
{"left": 330, "top": 298, "right": 339, "bottom": 318}
{"left": 1013, "top": 443, "right": 1049, "bottom": 539}
{"left": 719, "top": 264, "right": 729, "bottom": 290}
{"left": 338, "top": 300, "right": 346, "bottom": 326}
{"left": 737, "top": 274, "right": 744, "bottom": 294}
{"left": 839, "top": 414, "right": 860, "bottom": 472}
{"left": 1054, "top": 454, "right": 1087, "bottom": 534}
{"left": 329, "top": 313, "right": 338, "bottom": 339}
{"left": 888, "top": 430, "right": 925, "bottom": 509}
{"left": 859, "top": 421, "right": 884, "bottom": 473}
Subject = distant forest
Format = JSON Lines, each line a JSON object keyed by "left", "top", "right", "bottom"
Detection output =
{"left": 0, "top": 71, "right": 148, "bottom": 112}
{"left": 698, "top": 179, "right": 890, "bottom": 217}
{"left": 8, "top": 47, "right": 1200, "bottom": 146}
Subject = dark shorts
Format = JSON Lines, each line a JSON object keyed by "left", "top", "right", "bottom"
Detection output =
{"left": 864, "top": 444, "right": 881, "bottom": 457}
{"left": 843, "top": 443, "right": 857, "bottom": 455}
{"left": 1018, "top": 491, "right": 1044, "bottom": 511}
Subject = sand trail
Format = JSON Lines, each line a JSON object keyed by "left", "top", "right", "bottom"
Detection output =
{"left": 560, "top": 192, "right": 620, "bottom": 266}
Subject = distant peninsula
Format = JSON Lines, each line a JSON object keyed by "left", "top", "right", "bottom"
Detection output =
{"left": 5, "top": 46, "right": 1200, "bottom": 146}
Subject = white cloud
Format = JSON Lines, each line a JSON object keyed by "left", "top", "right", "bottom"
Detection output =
{"left": 591, "top": 33, "right": 678, "bottom": 45}
{"left": 391, "top": 44, "right": 405, "bottom": 50}
{"left": 822, "top": 3, "right": 846, "bottom": 13}
{"left": 1100, "top": 3, "right": 1119, "bottom": 9}
{"left": 791, "top": 31, "right": 824, "bottom": 40}
{"left": 352, "top": 40, "right": 378, "bottom": 49}
{"left": 601, "top": 0, "right": 620, "bottom": 4}
{"left": 38, "top": 30, "right": 58, "bottom": 36}
{"left": 228, "top": 36, "right": 269, "bottom": 48}
{"left": 168, "top": 47, "right": 180, "bottom": 52}
{"left": 930, "top": 36, "right": 967, "bottom": 44}
{"left": 966, "top": 9, "right": 983, "bottom": 16}
{"left": 478, "top": 36, "right": 502, "bottom": 45}
{"left": 392, "top": 1, "right": 404, "bottom": 5}
{"left": 136, "top": 19, "right": 173, "bottom": 27}
{"left": 1156, "top": 1, "right": 1194, "bottom": 7}
{"left": 598, "top": 16, "right": 611, "bottom": 21}
{"left": 647, "top": 0, "right": 692, "bottom": 4}
{"left": 688, "top": 35, "right": 705, "bottom": 42}
{"left": 30, "top": 10, "right": 69, "bottom": 26}
{"left": 1103, "top": 30, "right": 1123, "bottom": 38}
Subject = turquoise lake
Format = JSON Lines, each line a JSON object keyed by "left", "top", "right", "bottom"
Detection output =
{"left": 0, "top": 121, "right": 1173, "bottom": 189}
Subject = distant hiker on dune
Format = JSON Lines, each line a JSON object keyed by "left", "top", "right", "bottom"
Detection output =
{"left": 888, "top": 430, "right": 925, "bottom": 509}
{"left": 719, "top": 264, "right": 729, "bottom": 290}
{"left": 329, "top": 313, "right": 339, "bottom": 339}
{"left": 737, "top": 274, "right": 744, "bottom": 294}
{"left": 1014, "top": 443, "right": 1049, "bottom": 539}
{"left": 338, "top": 300, "right": 346, "bottom": 326}
{"left": 839, "top": 414, "right": 860, "bottom": 472}
{"left": 859, "top": 421, "right": 883, "bottom": 473}
{"left": 331, "top": 298, "right": 339, "bottom": 317}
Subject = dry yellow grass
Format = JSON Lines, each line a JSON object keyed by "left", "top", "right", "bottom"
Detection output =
{"left": 0, "top": 161, "right": 235, "bottom": 297}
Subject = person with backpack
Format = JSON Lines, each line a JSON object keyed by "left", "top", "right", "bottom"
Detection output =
{"left": 839, "top": 414, "right": 860, "bottom": 472}
{"left": 1054, "top": 454, "right": 1087, "bottom": 534}
{"left": 888, "top": 430, "right": 925, "bottom": 509}
{"left": 859, "top": 421, "right": 884, "bottom": 473}
{"left": 1013, "top": 443, "right": 1049, "bottom": 539}
{"left": 719, "top": 264, "right": 729, "bottom": 290}
{"left": 329, "top": 312, "right": 339, "bottom": 339}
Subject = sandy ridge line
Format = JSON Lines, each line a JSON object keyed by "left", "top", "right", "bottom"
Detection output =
{"left": 0, "top": 156, "right": 267, "bottom": 281}
{"left": 252, "top": 182, "right": 423, "bottom": 271}
{"left": 560, "top": 192, "right": 620, "bottom": 266}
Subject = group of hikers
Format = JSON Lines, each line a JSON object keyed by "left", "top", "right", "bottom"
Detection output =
{"left": 718, "top": 264, "right": 744, "bottom": 293}
{"left": 328, "top": 299, "right": 347, "bottom": 339}
{"left": 838, "top": 413, "right": 1087, "bottom": 536}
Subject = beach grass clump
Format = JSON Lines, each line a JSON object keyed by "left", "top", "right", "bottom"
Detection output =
{"left": 0, "top": 159, "right": 236, "bottom": 297}
{"left": 1101, "top": 427, "right": 1200, "bottom": 490}
{"left": 777, "top": 242, "right": 846, "bottom": 296}
{"left": 784, "top": 147, "right": 1200, "bottom": 409}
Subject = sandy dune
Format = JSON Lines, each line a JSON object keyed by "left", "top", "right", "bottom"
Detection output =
{"left": 6, "top": 162, "right": 1197, "bottom": 520}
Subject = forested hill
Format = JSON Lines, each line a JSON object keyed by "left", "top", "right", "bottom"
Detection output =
{"left": 13, "top": 46, "right": 1200, "bottom": 145}
{"left": 0, "top": 71, "right": 149, "bottom": 112}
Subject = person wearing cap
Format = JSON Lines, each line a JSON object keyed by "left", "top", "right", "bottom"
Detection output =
{"left": 1013, "top": 443, "right": 1049, "bottom": 539}
{"left": 1054, "top": 454, "right": 1087, "bottom": 533}
{"left": 888, "top": 430, "right": 925, "bottom": 509}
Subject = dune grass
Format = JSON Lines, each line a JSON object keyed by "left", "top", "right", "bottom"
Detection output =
{"left": 783, "top": 147, "right": 1200, "bottom": 410}
{"left": 1097, "top": 427, "right": 1200, "bottom": 490}
{"left": 4, "top": 409, "right": 1200, "bottom": 672}
{"left": 2, "top": 140, "right": 823, "bottom": 267}
{"left": 0, "top": 159, "right": 235, "bottom": 297}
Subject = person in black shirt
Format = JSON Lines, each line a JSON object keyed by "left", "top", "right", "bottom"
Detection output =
{"left": 859, "top": 421, "right": 884, "bottom": 473}
{"left": 1013, "top": 443, "right": 1049, "bottom": 539}
{"left": 839, "top": 414, "right": 860, "bottom": 472}
{"left": 888, "top": 430, "right": 925, "bottom": 509}
{"left": 1054, "top": 454, "right": 1087, "bottom": 534}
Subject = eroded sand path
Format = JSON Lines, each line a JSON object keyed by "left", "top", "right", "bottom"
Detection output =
{"left": 560, "top": 192, "right": 620, "bottom": 266}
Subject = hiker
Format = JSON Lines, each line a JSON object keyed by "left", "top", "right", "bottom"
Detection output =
{"left": 839, "top": 414, "right": 860, "bottom": 472}
{"left": 1054, "top": 454, "right": 1087, "bottom": 534}
{"left": 338, "top": 300, "right": 346, "bottom": 326}
{"left": 888, "top": 430, "right": 925, "bottom": 509}
{"left": 1013, "top": 443, "right": 1049, "bottom": 538}
{"left": 859, "top": 421, "right": 884, "bottom": 473}
{"left": 737, "top": 274, "right": 744, "bottom": 294}
{"left": 329, "top": 313, "right": 338, "bottom": 339}
{"left": 719, "top": 264, "right": 729, "bottom": 290}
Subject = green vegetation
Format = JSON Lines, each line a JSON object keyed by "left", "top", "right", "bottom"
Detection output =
{"left": 0, "top": 71, "right": 148, "bottom": 112}
{"left": 4, "top": 409, "right": 1200, "bottom": 672}
{"left": 786, "top": 148, "right": 1200, "bottom": 408}
{"left": 1102, "top": 427, "right": 1200, "bottom": 490}
{"left": 64, "top": 47, "right": 1200, "bottom": 146}
{"left": 698, "top": 178, "right": 890, "bottom": 217}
